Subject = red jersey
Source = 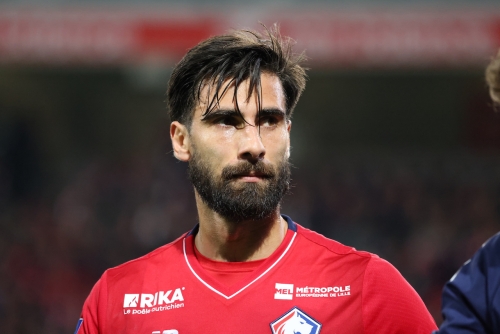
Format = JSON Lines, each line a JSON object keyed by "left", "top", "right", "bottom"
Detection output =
{"left": 76, "top": 216, "right": 437, "bottom": 334}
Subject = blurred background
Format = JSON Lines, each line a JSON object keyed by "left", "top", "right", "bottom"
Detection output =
{"left": 1, "top": 0, "right": 500, "bottom": 332}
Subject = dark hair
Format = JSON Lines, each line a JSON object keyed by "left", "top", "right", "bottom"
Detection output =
{"left": 166, "top": 25, "right": 307, "bottom": 126}
{"left": 486, "top": 49, "right": 500, "bottom": 105}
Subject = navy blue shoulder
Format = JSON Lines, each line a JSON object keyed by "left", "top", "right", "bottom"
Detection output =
{"left": 436, "top": 231, "right": 500, "bottom": 333}
{"left": 477, "top": 231, "right": 500, "bottom": 267}
{"left": 469, "top": 232, "right": 500, "bottom": 271}
{"left": 482, "top": 231, "right": 500, "bottom": 251}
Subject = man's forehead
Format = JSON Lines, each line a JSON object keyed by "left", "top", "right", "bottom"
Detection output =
{"left": 195, "top": 73, "right": 285, "bottom": 114}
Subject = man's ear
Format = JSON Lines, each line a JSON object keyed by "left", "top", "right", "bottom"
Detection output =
{"left": 170, "top": 121, "right": 191, "bottom": 161}
{"left": 284, "top": 120, "right": 292, "bottom": 159}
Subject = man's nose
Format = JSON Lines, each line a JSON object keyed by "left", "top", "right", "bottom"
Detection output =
{"left": 237, "top": 125, "right": 266, "bottom": 164}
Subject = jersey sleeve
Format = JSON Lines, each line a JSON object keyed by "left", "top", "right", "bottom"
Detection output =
{"left": 362, "top": 256, "right": 437, "bottom": 334}
{"left": 435, "top": 233, "right": 500, "bottom": 334}
{"left": 75, "top": 273, "right": 109, "bottom": 334}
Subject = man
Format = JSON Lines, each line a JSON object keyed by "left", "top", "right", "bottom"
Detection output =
{"left": 433, "top": 51, "right": 500, "bottom": 334}
{"left": 75, "top": 27, "right": 437, "bottom": 333}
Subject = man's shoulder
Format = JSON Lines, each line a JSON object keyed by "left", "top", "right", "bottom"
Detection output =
{"left": 293, "top": 224, "right": 404, "bottom": 286}
{"left": 480, "top": 231, "right": 500, "bottom": 255}
{"left": 295, "top": 223, "right": 375, "bottom": 260}
{"left": 461, "top": 231, "right": 500, "bottom": 277}
{"left": 461, "top": 230, "right": 500, "bottom": 283}
{"left": 103, "top": 232, "right": 188, "bottom": 281}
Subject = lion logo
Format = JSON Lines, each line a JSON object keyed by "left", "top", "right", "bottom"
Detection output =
{"left": 270, "top": 307, "right": 321, "bottom": 334}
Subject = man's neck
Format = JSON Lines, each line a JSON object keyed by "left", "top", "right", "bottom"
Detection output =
{"left": 193, "top": 195, "right": 287, "bottom": 262}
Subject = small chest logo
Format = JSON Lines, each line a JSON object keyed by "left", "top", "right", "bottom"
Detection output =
{"left": 274, "top": 282, "right": 351, "bottom": 299}
{"left": 124, "top": 289, "right": 184, "bottom": 308}
{"left": 275, "top": 283, "right": 294, "bottom": 300}
{"left": 270, "top": 307, "right": 321, "bottom": 334}
{"left": 122, "top": 288, "right": 185, "bottom": 315}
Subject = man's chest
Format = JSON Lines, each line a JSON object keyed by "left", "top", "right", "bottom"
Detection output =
{"left": 105, "top": 259, "right": 366, "bottom": 334}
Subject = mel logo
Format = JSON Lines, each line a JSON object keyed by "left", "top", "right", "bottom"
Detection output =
{"left": 274, "top": 283, "right": 294, "bottom": 300}
{"left": 270, "top": 307, "right": 321, "bottom": 334}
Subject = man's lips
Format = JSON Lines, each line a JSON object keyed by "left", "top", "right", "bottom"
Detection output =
{"left": 230, "top": 172, "right": 272, "bottom": 181}
{"left": 235, "top": 175, "right": 266, "bottom": 182}
{"left": 222, "top": 162, "right": 275, "bottom": 181}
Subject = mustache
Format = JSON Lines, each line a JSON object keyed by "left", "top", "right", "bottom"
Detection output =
{"left": 221, "top": 161, "right": 276, "bottom": 180}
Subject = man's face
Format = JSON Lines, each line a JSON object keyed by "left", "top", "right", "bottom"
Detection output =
{"left": 186, "top": 73, "right": 292, "bottom": 222}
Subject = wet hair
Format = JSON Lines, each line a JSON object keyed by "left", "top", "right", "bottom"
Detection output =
{"left": 166, "top": 25, "right": 307, "bottom": 126}
{"left": 486, "top": 49, "right": 500, "bottom": 105}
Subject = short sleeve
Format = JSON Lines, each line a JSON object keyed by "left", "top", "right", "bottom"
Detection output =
{"left": 362, "top": 256, "right": 437, "bottom": 334}
{"left": 76, "top": 273, "right": 108, "bottom": 334}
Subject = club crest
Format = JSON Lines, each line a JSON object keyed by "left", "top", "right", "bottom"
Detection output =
{"left": 270, "top": 307, "right": 321, "bottom": 334}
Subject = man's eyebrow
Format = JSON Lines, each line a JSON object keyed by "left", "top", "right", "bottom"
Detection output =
{"left": 259, "top": 108, "right": 286, "bottom": 117}
{"left": 200, "top": 108, "right": 286, "bottom": 122}
{"left": 201, "top": 109, "right": 241, "bottom": 121}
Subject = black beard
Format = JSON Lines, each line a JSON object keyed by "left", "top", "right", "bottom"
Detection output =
{"left": 188, "top": 153, "right": 291, "bottom": 222}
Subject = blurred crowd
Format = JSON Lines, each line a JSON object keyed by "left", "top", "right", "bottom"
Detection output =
{"left": 1, "top": 121, "right": 500, "bottom": 333}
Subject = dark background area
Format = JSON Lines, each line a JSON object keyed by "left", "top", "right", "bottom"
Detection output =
{"left": 1, "top": 64, "right": 500, "bottom": 333}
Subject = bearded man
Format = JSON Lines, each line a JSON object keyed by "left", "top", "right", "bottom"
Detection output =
{"left": 75, "top": 26, "right": 437, "bottom": 334}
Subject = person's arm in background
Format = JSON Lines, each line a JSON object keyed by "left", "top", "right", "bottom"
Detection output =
{"left": 434, "top": 233, "right": 500, "bottom": 334}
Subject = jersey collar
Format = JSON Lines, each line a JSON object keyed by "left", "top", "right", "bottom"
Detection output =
{"left": 182, "top": 214, "right": 297, "bottom": 300}
{"left": 186, "top": 214, "right": 297, "bottom": 237}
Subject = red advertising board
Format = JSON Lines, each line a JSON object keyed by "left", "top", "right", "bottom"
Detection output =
{"left": 0, "top": 7, "right": 499, "bottom": 68}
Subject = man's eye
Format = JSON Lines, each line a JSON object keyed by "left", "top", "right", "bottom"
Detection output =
{"left": 215, "top": 116, "right": 243, "bottom": 128}
{"left": 259, "top": 116, "right": 279, "bottom": 126}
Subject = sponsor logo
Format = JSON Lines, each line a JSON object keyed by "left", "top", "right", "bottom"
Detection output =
{"left": 274, "top": 284, "right": 351, "bottom": 299}
{"left": 152, "top": 330, "right": 178, "bottom": 334}
{"left": 275, "top": 283, "right": 294, "bottom": 300}
{"left": 295, "top": 285, "right": 350, "bottom": 298}
{"left": 270, "top": 307, "right": 321, "bottom": 334}
{"left": 123, "top": 287, "right": 185, "bottom": 315}
{"left": 124, "top": 294, "right": 139, "bottom": 307}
